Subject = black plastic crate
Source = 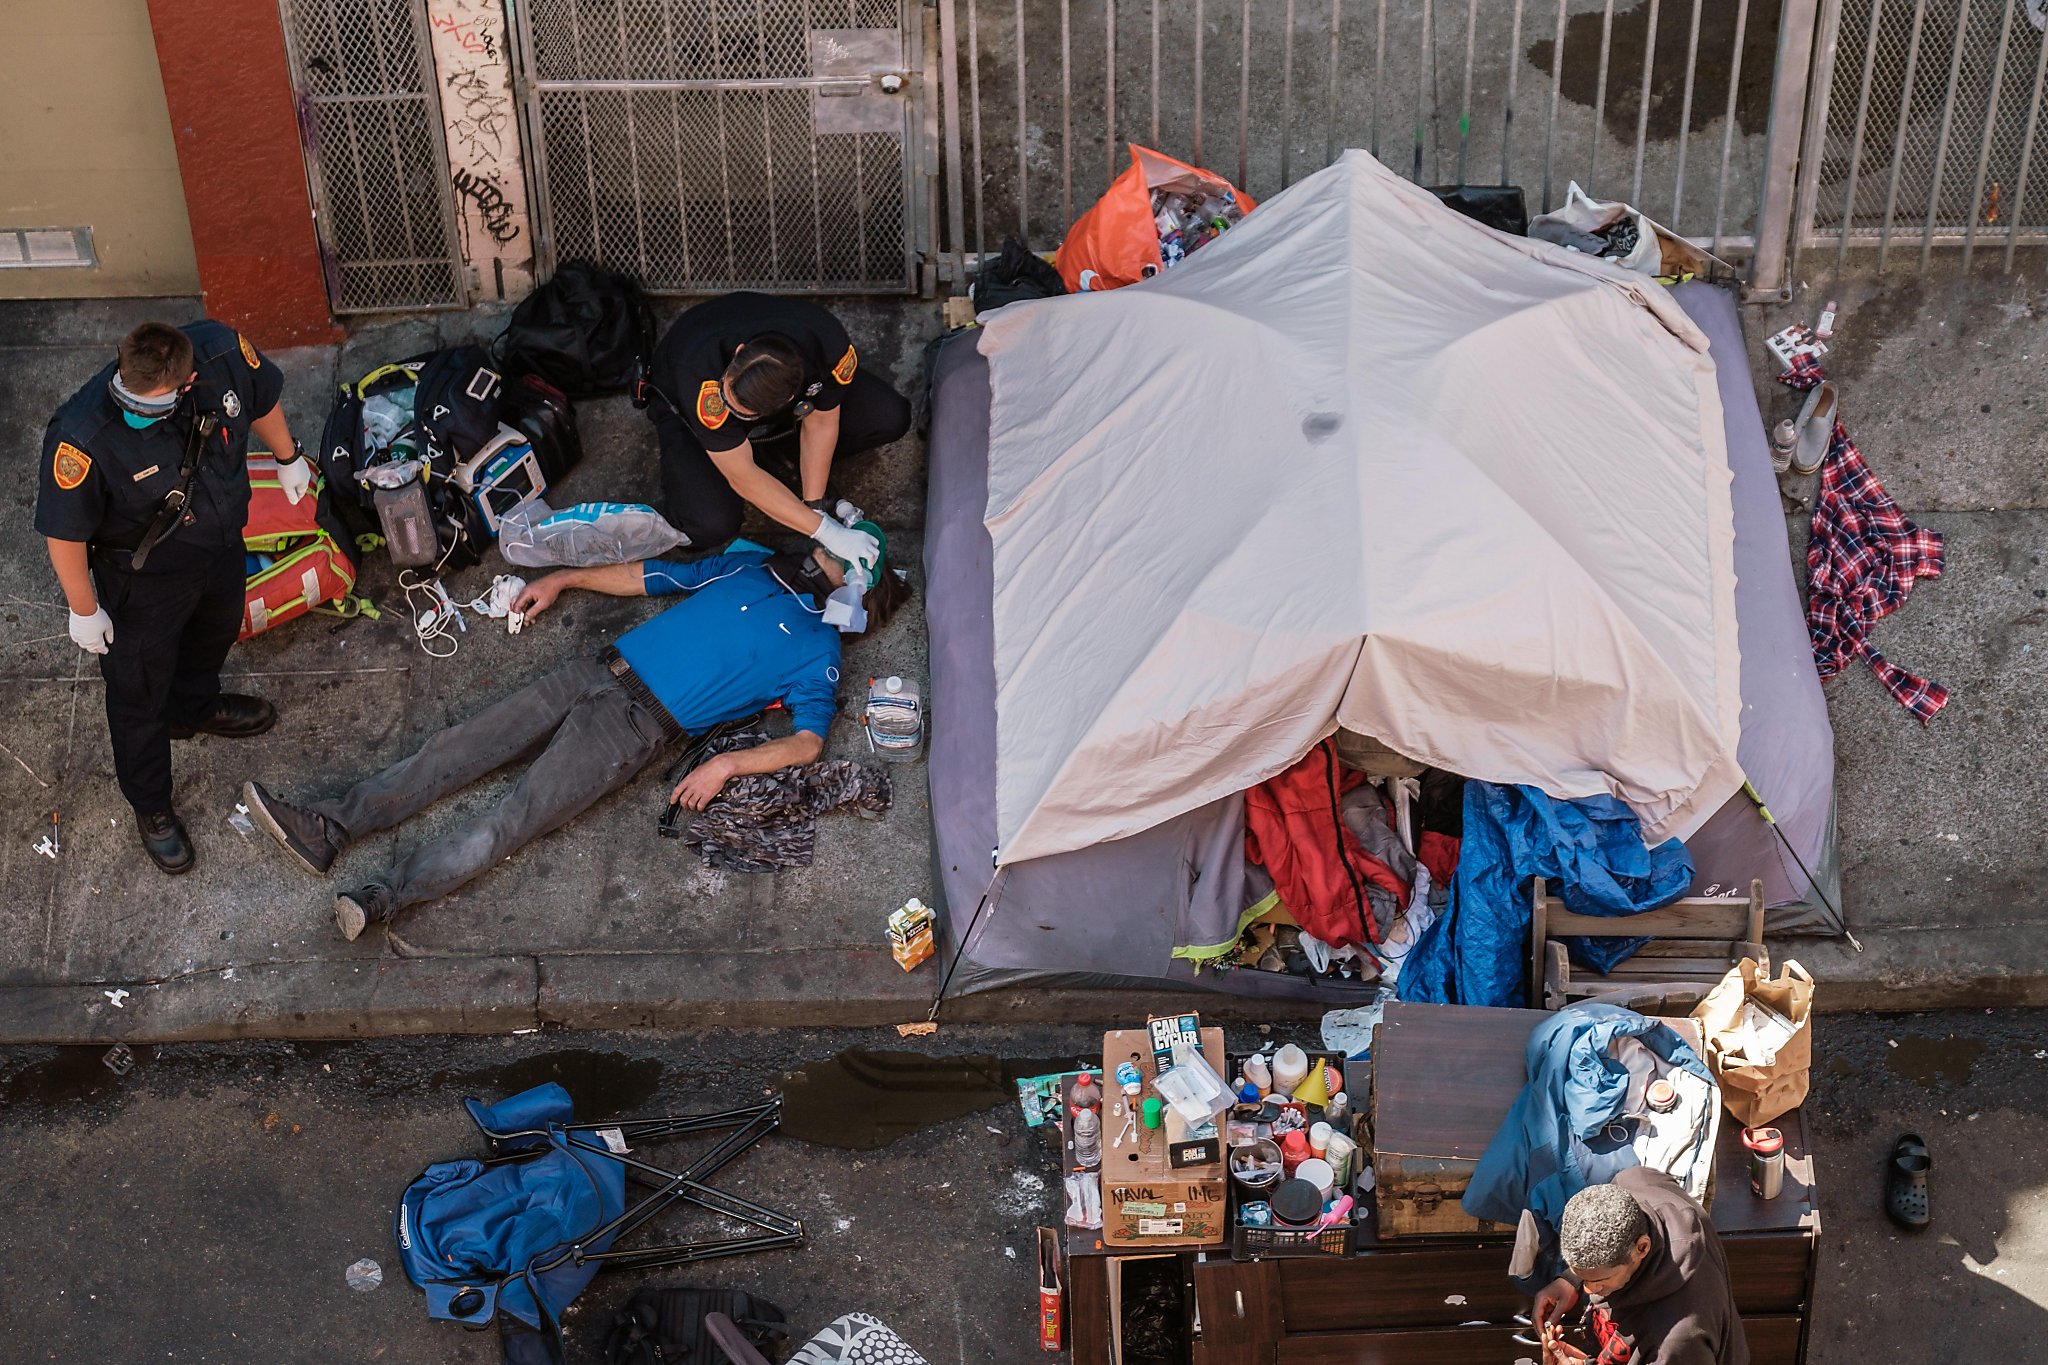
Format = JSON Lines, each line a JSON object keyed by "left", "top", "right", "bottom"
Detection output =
{"left": 1230, "top": 1220, "right": 1356, "bottom": 1259}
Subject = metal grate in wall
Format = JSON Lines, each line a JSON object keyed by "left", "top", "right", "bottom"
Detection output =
{"left": 278, "top": 0, "right": 468, "bottom": 311}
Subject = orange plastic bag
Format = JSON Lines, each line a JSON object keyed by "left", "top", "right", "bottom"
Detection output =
{"left": 1054, "top": 145, "right": 1256, "bottom": 292}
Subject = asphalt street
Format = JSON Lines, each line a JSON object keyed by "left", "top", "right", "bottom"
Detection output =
{"left": 0, "top": 1012, "right": 2041, "bottom": 1362}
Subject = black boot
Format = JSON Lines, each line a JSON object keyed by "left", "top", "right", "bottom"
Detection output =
{"left": 241, "top": 780, "right": 345, "bottom": 876}
{"left": 138, "top": 809, "right": 195, "bottom": 876}
{"left": 170, "top": 693, "right": 278, "bottom": 740}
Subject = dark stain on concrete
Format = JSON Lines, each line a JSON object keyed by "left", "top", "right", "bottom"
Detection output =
{"left": 1526, "top": 0, "right": 1781, "bottom": 143}
{"left": 1885, "top": 1032, "right": 1987, "bottom": 1087}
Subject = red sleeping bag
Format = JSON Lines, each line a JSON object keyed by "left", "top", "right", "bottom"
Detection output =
{"left": 1243, "top": 739, "right": 1412, "bottom": 949}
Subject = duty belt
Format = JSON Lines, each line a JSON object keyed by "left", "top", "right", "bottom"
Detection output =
{"left": 600, "top": 646, "right": 685, "bottom": 742}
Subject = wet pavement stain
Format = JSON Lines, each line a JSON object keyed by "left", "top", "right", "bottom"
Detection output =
{"left": 0, "top": 1044, "right": 156, "bottom": 1113}
{"left": 1526, "top": 0, "right": 1780, "bottom": 143}
{"left": 1886, "top": 1033, "right": 1987, "bottom": 1087}
{"left": 428, "top": 1048, "right": 668, "bottom": 1118}
{"left": 779, "top": 1049, "right": 1087, "bottom": 1150}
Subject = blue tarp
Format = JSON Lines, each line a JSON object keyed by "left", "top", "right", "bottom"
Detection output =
{"left": 396, "top": 1082, "right": 626, "bottom": 1336}
{"left": 1460, "top": 1003, "right": 1715, "bottom": 1286}
{"left": 1397, "top": 782, "right": 1696, "bottom": 1007}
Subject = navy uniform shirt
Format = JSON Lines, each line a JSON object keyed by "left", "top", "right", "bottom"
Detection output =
{"left": 35, "top": 319, "right": 284, "bottom": 573}
{"left": 651, "top": 293, "right": 859, "bottom": 453}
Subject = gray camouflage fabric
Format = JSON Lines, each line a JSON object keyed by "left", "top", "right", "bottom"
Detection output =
{"left": 682, "top": 729, "right": 892, "bottom": 872}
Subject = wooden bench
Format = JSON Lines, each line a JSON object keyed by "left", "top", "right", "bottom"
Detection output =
{"left": 1530, "top": 877, "right": 1766, "bottom": 1012}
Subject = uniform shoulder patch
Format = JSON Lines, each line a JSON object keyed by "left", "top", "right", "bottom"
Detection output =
{"left": 52, "top": 442, "right": 92, "bottom": 491}
{"left": 695, "top": 379, "right": 729, "bottom": 429}
{"left": 832, "top": 345, "right": 858, "bottom": 385}
{"left": 238, "top": 332, "right": 261, "bottom": 369}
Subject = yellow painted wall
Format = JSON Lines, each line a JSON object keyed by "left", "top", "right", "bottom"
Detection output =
{"left": 0, "top": 0, "right": 200, "bottom": 298}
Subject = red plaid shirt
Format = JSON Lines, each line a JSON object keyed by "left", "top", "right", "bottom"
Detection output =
{"left": 1782, "top": 357, "right": 1950, "bottom": 723}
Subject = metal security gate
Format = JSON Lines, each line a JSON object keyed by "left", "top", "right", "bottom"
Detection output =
{"left": 1795, "top": 0, "right": 2048, "bottom": 274}
{"left": 278, "top": 0, "right": 469, "bottom": 311}
{"left": 512, "top": 0, "right": 928, "bottom": 293}
{"left": 931, "top": 0, "right": 1825, "bottom": 289}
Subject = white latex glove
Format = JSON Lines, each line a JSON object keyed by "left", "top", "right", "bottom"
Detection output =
{"left": 277, "top": 452, "right": 316, "bottom": 504}
{"left": 811, "top": 514, "right": 880, "bottom": 575}
{"left": 69, "top": 607, "right": 114, "bottom": 655}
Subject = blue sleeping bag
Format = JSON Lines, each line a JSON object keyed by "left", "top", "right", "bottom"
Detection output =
{"left": 1398, "top": 781, "right": 1695, "bottom": 1007}
{"left": 396, "top": 1082, "right": 626, "bottom": 1340}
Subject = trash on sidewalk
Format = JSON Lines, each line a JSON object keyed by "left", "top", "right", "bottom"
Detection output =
{"left": 344, "top": 1257, "right": 384, "bottom": 1292}
{"left": 888, "top": 897, "right": 936, "bottom": 971}
{"left": 1056, "top": 145, "right": 1255, "bottom": 292}
{"left": 101, "top": 1043, "right": 134, "bottom": 1076}
{"left": 227, "top": 803, "right": 255, "bottom": 838}
{"left": 102, "top": 988, "right": 129, "bottom": 1008}
{"left": 894, "top": 1020, "right": 938, "bottom": 1038}
{"left": 1529, "top": 181, "right": 1717, "bottom": 283}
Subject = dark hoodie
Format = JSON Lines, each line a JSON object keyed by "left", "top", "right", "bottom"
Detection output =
{"left": 1586, "top": 1167, "right": 1748, "bottom": 1365}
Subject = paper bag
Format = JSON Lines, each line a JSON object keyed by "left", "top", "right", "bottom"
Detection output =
{"left": 1691, "top": 959, "right": 1814, "bottom": 1127}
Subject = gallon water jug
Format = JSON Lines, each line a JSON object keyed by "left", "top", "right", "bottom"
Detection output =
{"left": 865, "top": 675, "right": 924, "bottom": 761}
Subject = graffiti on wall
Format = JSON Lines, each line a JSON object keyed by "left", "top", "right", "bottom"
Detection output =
{"left": 425, "top": 0, "right": 533, "bottom": 298}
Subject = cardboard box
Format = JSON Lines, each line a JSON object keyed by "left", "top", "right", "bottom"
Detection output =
{"left": 887, "top": 897, "right": 935, "bottom": 971}
{"left": 1100, "top": 1025, "right": 1228, "bottom": 1248}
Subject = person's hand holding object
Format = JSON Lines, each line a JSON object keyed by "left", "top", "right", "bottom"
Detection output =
{"left": 1533, "top": 1277, "right": 1579, "bottom": 1330}
{"left": 811, "top": 514, "right": 879, "bottom": 575}
{"left": 512, "top": 575, "right": 568, "bottom": 623}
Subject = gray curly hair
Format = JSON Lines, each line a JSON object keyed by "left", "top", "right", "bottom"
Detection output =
{"left": 1559, "top": 1183, "right": 1650, "bottom": 1274}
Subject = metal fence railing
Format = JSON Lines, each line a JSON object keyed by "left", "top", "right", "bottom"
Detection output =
{"left": 1794, "top": 0, "right": 2048, "bottom": 276}
{"left": 510, "top": 0, "right": 928, "bottom": 294}
{"left": 276, "top": 0, "right": 468, "bottom": 312}
{"left": 930, "top": 0, "right": 1825, "bottom": 290}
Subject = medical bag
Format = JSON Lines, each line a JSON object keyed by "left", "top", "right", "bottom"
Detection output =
{"left": 493, "top": 260, "right": 656, "bottom": 402}
{"left": 317, "top": 345, "right": 508, "bottom": 571}
{"left": 239, "top": 454, "right": 367, "bottom": 640}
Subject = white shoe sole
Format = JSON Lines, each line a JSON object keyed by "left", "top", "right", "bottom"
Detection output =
{"left": 334, "top": 894, "right": 368, "bottom": 942}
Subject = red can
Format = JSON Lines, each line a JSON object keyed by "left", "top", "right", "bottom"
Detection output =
{"left": 1280, "top": 1128, "right": 1311, "bottom": 1177}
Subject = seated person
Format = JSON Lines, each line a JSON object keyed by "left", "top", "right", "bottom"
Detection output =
{"left": 241, "top": 529, "right": 908, "bottom": 940}
{"left": 647, "top": 292, "right": 911, "bottom": 565}
{"left": 1534, "top": 1171, "right": 1747, "bottom": 1365}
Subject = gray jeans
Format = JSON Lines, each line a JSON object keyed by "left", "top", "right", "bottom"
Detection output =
{"left": 316, "top": 657, "right": 671, "bottom": 913}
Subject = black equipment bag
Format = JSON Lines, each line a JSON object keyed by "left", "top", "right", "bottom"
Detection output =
{"left": 1428, "top": 184, "right": 1530, "bottom": 237}
{"left": 495, "top": 261, "right": 657, "bottom": 404}
{"left": 969, "top": 235, "right": 1067, "bottom": 311}
{"left": 499, "top": 371, "right": 583, "bottom": 485}
{"left": 604, "top": 1287, "right": 789, "bottom": 1365}
{"left": 317, "top": 344, "right": 507, "bottom": 571}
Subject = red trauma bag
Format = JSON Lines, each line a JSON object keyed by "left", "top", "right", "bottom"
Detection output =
{"left": 240, "top": 454, "right": 368, "bottom": 640}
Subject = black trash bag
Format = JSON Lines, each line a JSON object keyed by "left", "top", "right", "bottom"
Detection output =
{"left": 969, "top": 236, "right": 1067, "bottom": 312}
{"left": 604, "top": 1287, "right": 790, "bottom": 1365}
{"left": 1428, "top": 185, "right": 1530, "bottom": 237}
{"left": 495, "top": 260, "right": 657, "bottom": 403}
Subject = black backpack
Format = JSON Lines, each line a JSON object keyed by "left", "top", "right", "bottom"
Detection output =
{"left": 604, "top": 1287, "right": 789, "bottom": 1365}
{"left": 495, "top": 261, "right": 657, "bottom": 403}
{"left": 499, "top": 371, "right": 583, "bottom": 486}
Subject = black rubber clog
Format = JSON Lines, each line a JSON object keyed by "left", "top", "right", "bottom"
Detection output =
{"left": 1885, "top": 1133, "right": 1932, "bottom": 1230}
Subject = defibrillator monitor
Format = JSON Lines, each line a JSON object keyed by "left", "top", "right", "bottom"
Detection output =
{"left": 454, "top": 424, "right": 548, "bottom": 536}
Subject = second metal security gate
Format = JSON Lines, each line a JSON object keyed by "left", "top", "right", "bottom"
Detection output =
{"left": 512, "top": 0, "right": 929, "bottom": 292}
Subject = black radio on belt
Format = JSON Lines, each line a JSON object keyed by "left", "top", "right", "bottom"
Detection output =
{"left": 130, "top": 384, "right": 225, "bottom": 570}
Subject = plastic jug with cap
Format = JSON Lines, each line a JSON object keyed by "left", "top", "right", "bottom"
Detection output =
{"left": 865, "top": 675, "right": 924, "bottom": 762}
{"left": 1272, "top": 1044, "right": 1309, "bottom": 1096}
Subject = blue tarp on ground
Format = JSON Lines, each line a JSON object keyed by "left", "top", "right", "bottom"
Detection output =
{"left": 1397, "top": 782, "right": 1695, "bottom": 1007}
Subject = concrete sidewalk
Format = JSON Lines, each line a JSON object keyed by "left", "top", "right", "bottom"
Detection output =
{"left": 0, "top": 260, "right": 2043, "bottom": 1044}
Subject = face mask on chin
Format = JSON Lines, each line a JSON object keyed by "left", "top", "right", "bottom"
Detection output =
{"left": 121, "top": 410, "right": 167, "bottom": 430}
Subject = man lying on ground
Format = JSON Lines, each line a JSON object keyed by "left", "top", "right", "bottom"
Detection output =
{"left": 241, "top": 529, "right": 908, "bottom": 941}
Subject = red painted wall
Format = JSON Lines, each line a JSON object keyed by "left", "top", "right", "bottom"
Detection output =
{"left": 146, "top": 0, "right": 342, "bottom": 345}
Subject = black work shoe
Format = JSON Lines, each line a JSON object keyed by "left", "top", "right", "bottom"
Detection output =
{"left": 241, "top": 780, "right": 343, "bottom": 876}
{"left": 334, "top": 886, "right": 391, "bottom": 942}
{"left": 170, "top": 693, "right": 278, "bottom": 740}
{"left": 139, "top": 810, "right": 195, "bottom": 876}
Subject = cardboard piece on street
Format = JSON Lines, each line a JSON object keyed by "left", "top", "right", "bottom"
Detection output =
{"left": 1692, "top": 958, "right": 1815, "bottom": 1127}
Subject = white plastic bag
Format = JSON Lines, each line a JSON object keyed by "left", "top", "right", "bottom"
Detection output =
{"left": 497, "top": 500, "right": 689, "bottom": 568}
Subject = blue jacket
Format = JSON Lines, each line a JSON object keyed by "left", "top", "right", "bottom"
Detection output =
{"left": 1462, "top": 1004, "right": 1714, "bottom": 1282}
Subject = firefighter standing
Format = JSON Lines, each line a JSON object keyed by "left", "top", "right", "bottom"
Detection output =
{"left": 37, "top": 320, "right": 313, "bottom": 874}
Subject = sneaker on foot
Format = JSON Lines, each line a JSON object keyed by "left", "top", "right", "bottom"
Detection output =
{"left": 242, "top": 780, "right": 344, "bottom": 876}
{"left": 334, "top": 888, "right": 381, "bottom": 942}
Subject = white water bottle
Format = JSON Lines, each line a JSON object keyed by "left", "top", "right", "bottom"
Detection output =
{"left": 865, "top": 675, "right": 924, "bottom": 761}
